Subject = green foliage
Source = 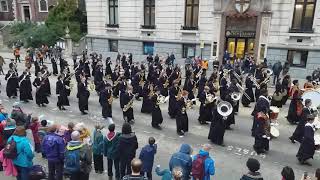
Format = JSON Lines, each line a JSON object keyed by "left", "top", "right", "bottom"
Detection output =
{"left": 3, "top": 22, "right": 58, "bottom": 48}
{"left": 45, "top": 0, "right": 87, "bottom": 42}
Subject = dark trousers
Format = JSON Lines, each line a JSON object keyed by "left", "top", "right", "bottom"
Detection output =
{"left": 120, "top": 158, "right": 132, "bottom": 178}
{"left": 108, "top": 158, "right": 120, "bottom": 178}
{"left": 93, "top": 154, "right": 104, "bottom": 172}
{"left": 48, "top": 160, "right": 63, "bottom": 180}
{"left": 141, "top": 171, "right": 152, "bottom": 180}
{"left": 273, "top": 74, "right": 280, "bottom": 85}
{"left": 16, "top": 166, "right": 30, "bottom": 180}
{"left": 70, "top": 171, "right": 89, "bottom": 180}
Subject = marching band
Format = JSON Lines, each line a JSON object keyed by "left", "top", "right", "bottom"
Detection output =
{"left": 3, "top": 51, "right": 320, "bottom": 166}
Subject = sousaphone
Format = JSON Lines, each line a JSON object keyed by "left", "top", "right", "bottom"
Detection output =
{"left": 217, "top": 101, "right": 233, "bottom": 119}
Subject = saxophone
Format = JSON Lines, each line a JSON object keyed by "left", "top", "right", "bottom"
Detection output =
{"left": 123, "top": 97, "right": 134, "bottom": 112}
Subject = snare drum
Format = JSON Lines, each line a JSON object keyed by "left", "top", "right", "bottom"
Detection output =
{"left": 270, "top": 106, "right": 280, "bottom": 120}
{"left": 270, "top": 126, "right": 280, "bottom": 138}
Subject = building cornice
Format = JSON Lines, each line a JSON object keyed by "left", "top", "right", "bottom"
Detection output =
{"left": 268, "top": 43, "right": 320, "bottom": 51}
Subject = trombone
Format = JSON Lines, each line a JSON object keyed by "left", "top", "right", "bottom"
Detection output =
{"left": 235, "top": 83, "right": 252, "bottom": 101}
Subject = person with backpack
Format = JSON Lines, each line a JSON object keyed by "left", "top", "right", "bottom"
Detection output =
{"left": 117, "top": 123, "right": 138, "bottom": 179}
{"left": 122, "top": 158, "right": 147, "bottom": 180}
{"left": 7, "top": 126, "right": 34, "bottom": 180}
{"left": 139, "top": 137, "right": 157, "bottom": 179}
{"left": 104, "top": 123, "right": 121, "bottom": 180}
{"left": 169, "top": 144, "right": 192, "bottom": 180}
{"left": 191, "top": 144, "right": 215, "bottom": 180}
{"left": 240, "top": 158, "right": 263, "bottom": 180}
{"left": 92, "top": 124, "right": 104, "bottom": 174}
{"left": 65, "top": 130, "right": 92, "bottom": 180}
{"left": 42, "top": 124, "right": 65, "bottom": 180}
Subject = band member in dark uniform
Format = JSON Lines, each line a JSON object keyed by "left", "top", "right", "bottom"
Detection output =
{"left": 56, "top": 74, "right": 70, "bottom": 110}
{"left": 219, "top": 72, "right": 229, "bottom": 101}
{"left": 51, "top": 57, "right": 58, "bottom": 76}
{"left": 5, "top": 69, "right": 18, "bottom": 98}
{"left": 112, "top": 70, "right": 120, "bottom": 98}
{"left": 296, "top": 115, "right": 316, "bottom": 166}
{"left": 159, "top": 72, "right": 169, "bottom": 97}
{"left": 281, "top": 74, "right": 291, "bottom": 105}
{"left": 105, "top": 57, "right": 112, "bottom": 78}
{"left": 242, "top": 74, "right": 255, "bottom": 107}
{"left": 33, "top": 72, "right": 49, "bottom": 107}
{"left": 175, "top": 90, "right": 189, "bottom": 136}
{"left": 120, "top": 85, "right": 134, "bottom": 123}
{"left": 83, "top": 59, "right": 91, "bottom": 78}
{"left": 99, "top": 83, "right": 113, "bottom": 120}
{"left": 151, "top": 87, "right": 163, "bottom": 129}
{"left": 77, "top": 76, "right": 90, "bottom": 115}
{"left": 19, "top": 70, "right": 33, "bottom": 102}
{"left": 197, "top": 74, "right": 207, "bottom": 98}
{"left": 290, "top": 99, "right": 314, "bottom": 143}
{"left": 168, "top": 81, "right": 180, "bottom": 118}
{"left": 198, "top": 86, "right": 214, "bottom": 124}
{"left": 287, "top": 80, "right": 303, "bottom": 124}
{"left": 208, "top": 107, "right": 226, "bottom": 146}
{"left": 34, "top": 58, "right": 41, "bottom": 77}
{"left": 253, "top": 111, "right": 271, "bottom": 154}
{"left": 251, "top": 89, "right": 270, "bottom": 137}
{"left": 141, "top": 82, "right": 153, "bottom": 114}
{"left": 41, "top": 65, "right": 51, "bottom": 96}
{"left": 183, "top": 75, "right": 196, "bottom": 106}
{"left": 132, "top": 71, "right": 143, "bottom": 100}
{"left": 270, "top": 82, "right": 284, "bottom": 108}
{"left": 94, "top": 62, "right": 104, "bottom": 92}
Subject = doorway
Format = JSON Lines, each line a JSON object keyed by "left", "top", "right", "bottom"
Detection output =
{"left": 23, "top": 6, "right": 30, "bottom": 21}
{"left": 226, "top": 37, "right": 255, "bottom": 59}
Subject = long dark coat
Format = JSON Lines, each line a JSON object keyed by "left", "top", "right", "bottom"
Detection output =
{"left": 56, "top": 80, "right": 70, "bottom": 107}
{"left": 77, "top": 82, "right": 90, "bottom": 111}
{"left": 33, "top": 77, "right": 49, "bottom": 105}
{"left": 208, "top": 108, "right": 225, "bottom": 145}
{"left": 19, "top": 74, "right": 33, "bottom": 101}
{"left": 151, "top": 94, "right": 163, "bottom": 127}
{"left": 296, "top": 125, "right": 315, "bottom": 161}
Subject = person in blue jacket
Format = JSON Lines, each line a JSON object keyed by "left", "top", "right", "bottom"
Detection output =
{"left": 192, "top": 144, "right": 215, "bottom": 180}
{"left": 8, "top": 126, "right": 34, "bottom": 180}
{"left": 139, "top": 137, "right": 157, "bottom": 179}
{"left": 169, "top": 144, "right": 192, "bottom": 180}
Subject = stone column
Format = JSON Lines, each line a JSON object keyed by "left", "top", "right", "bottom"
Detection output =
{"left": 256, "top": 12, "right": 272, "bottom": 63}
{"left": 64, "top": 27, "right": 73, "bottom": 58}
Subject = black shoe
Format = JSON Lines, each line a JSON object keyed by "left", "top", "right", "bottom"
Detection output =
{"left": 42, "top": 104, "right": 46, "bottom": 107}
{"left": 289, "top": 137, "right": 296, "bottom": 144}
{"left": 61, "top": 107, "right": 67, "bottom": 110}
{"left": 58, "top": 106, "right": 62, "bottom": 110}
{"left": 81, "top": 111, "right": 88, "bottom": 115}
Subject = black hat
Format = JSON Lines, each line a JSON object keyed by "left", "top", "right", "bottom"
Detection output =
{"left": 246, "top": 158, "right": 260, "bottom": 172}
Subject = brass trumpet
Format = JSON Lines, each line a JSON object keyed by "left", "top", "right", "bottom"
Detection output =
{"left": 87, "top": 81, "right": 96, "bottom": 92}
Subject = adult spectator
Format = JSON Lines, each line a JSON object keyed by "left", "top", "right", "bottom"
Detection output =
{"left": 104, "top": 124, "right": 121, "bottom": 180}
{"left": 8, "top": 126, "right": 34, "bottom": 180}
{"left": 42, "top": 125, "right": 65, "bottom": 180}
{"left": 169, "top": 144, "right": 192, "bottom": 180}
{"left": 10, "top": 102, "right": 31, "bottom": 128}
{"left": 117, "top": 123, "right": 138, "bottom": 178}
{"left": 192, "top": 144, "right": 215, "bottom": 180}
{"left": 316, "top": 168, "right": 320, "bottom": 180}
{"left": 281, "top": 166, "right": 295, "bottom": 180}
{"left": 65, "top": 131, "right": 92, "bottom": 180}
{"left": 272, "top": 61, "right": 282, "bottom": 85}
{"left": 139, "top": 137, "right": 157, "bottom": 179}
{"left": 0, "top": 55, "right": 5, "bottom": 75}
{"left": 240, "top": 158, "right": 263, "bottom": 180}
{"left": 122, "top": 158, "right": 147, "bottom": 180}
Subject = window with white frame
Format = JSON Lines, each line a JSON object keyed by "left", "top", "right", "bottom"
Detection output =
{"left": 108, "top": 0, "right": 119, "bottom": 27}
{"left": 0, "top": 0, "right": 8, "bottom": 12}
{"left": 39, "top": 0, "right": 48, "bottom": 12}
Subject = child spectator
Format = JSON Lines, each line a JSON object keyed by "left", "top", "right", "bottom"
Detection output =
{"left": 3, "top": 118, "right": 16, "bottom": 143}
{"left": 29, "top": 117, "right": 41, "bottom": 153}
{"left": 155, "top": 165, "right": 172, "bottom": 180}
{"left": 64, "top": 122, "right": 74, "bottom": 143}
{"left": 38, "top": 120, "right": 49, "bottom": 158}
{"left": 92, "top": 124, "right": 104, "bottom": 174}
{"left": 139, "top": 137, "right": 157, "bottom": 179}
{"left": 240, "top": 158, "right": 263, "bottom": 180}
{"left": 104, "top": 123, "right": 121, "bottom": 180}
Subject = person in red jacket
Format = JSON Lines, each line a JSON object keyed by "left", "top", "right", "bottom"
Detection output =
{"left": 29, "top": 117, "right": 41, "bottom": 153}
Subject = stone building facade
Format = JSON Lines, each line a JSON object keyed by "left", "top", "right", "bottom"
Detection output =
{"left": 86, "top": 0, "right": 320, "bottom": 78}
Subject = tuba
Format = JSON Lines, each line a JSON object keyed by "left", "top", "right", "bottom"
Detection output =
{"left": 231, "top": 92, "right": 241, "bottom": 101}
{"left": 217, "top": 101, "right": 233, "bottom": 119}
{"left": 263, "top": 68, "right": 273, "bottom": 77}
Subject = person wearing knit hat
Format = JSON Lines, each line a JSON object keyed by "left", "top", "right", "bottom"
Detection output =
{"left": 65, "top": 130, "right": 92, "bottom": 180}
{"left": 240, "top": 158, "right": 263, "bottom": 180}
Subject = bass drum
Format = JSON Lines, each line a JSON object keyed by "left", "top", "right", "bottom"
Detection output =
{"left": 302, "top": 90, "right": 320, "bottom": 108}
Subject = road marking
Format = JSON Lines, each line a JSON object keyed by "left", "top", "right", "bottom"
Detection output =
{"left": 227, "top": 145, "right": 266, "bottom": 159}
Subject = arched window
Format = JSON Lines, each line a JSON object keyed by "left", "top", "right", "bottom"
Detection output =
{"left": 0, "top": 0, "right": 8, "bottom": 12}
{"left": 39, "top": 0, "right": 48, "bottom": 12}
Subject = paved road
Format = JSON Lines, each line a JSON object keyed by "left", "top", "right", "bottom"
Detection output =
{"left": 0, "top": 54, "right": 318, "bottom": 180}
